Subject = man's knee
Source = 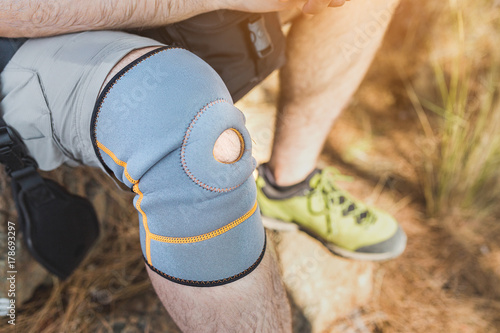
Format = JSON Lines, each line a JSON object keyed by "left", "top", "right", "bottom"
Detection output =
{"left": 92, "top": 47, "right": 266, "bottom": 287}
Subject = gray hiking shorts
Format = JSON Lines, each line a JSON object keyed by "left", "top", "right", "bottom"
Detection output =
{"left": 0, "top": 31, "right": 164, "bottom": 171}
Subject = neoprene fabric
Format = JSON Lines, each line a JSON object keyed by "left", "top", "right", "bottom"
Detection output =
{"left": 92, "top": 47, "right": 266, "bottom": 286}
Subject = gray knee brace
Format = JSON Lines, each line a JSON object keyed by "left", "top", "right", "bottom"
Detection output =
{"left": 91, "top": 47, "right": 266, "bottom": 286}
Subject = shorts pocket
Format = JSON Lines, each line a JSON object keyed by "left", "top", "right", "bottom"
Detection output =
{"left": 1, "top": 68, "right": 67, "bottom": 170}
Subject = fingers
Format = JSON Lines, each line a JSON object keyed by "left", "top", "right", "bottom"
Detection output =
{"left": 302, "top": 0, "right": 332, "bottom": 14}
{"left": 302, "top": 0, "right": 348, "bottom": 14}
{"left": 277, "top": 0, "right": 309, "bottom": 12}
{"left": 328, "top": 0, "right": 347, "bottom": 8}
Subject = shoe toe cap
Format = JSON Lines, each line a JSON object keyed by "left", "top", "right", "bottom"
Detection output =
{"left": 355, "top": 225, "right": 407, "bottom": 259}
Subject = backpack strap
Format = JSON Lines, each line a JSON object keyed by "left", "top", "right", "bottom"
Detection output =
{"left": 0, "top": 113, "right": 100, "bottom": 279}
{"left": 0, "top": 38, "right": 27, "bottom": 73}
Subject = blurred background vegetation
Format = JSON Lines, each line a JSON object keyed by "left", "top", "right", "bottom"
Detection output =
{"left": 417, "top": 0, "right": 500, "bottom": 218}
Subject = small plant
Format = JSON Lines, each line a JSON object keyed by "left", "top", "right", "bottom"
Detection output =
{"left": 416, "top": 0, "right": 500, "bottom": 216}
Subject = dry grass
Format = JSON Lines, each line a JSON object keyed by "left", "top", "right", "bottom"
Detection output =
{"left": 6, "top": 166, "right": 179, "bottom": 332}
{"left": 324, "top": 0, "right": 500, "bottom": 331}
{"left": 414, "top": 0, "right": 500, "bottom": 216}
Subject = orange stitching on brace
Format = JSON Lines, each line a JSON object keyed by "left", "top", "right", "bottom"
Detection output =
{"left": 92, "top": 47, "right": 185, "bottom": 266}
{"left": 150, "top": 201, "right": 258, "bottom": 244}
{"left": 96, "top": 141, "right": 138, "bottom": 185}
{"left": 92, "top": 48, "right": 253, "bottom": 265}
{"left": 133, "top": 184, "right": 153, "bottom": 266}
{"left": 93, "top": 47, "right": 183, "bottom": 165}
{"left": 97, "top": 141, "right": 153, "bottom": 265}
{"left": 181, "top": 100, "right": 247, "bottom": 193}
{"left": 145, "top": 236, "right": 266, "bottom": 287}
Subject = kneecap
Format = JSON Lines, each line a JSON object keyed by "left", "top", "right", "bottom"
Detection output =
{"left": 91, "top": 47, "right": 265, "bottom": 287}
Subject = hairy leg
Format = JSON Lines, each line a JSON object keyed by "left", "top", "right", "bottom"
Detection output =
{"left": 105, "top": 47, "right": 292, "bottom": 333}
{"left": 147, "top": 248, "right": 290, "bottom": 333}
{"left": 269, "top": 0, "right": 400, "bottom": 185}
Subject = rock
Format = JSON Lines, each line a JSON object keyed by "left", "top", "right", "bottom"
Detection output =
{"left": 270, "top": 230, "right": 374, "bottom": 333}
{"left": 240, "top": 83, "right": 375, "bottom": 332}
{"left": 0, "top": 235, "right": 51, "bottom": 305}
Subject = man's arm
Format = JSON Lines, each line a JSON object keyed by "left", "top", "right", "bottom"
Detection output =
{"left": 0, "top": 0, "right": 300, "bottom": 38}
{"left": 0, "top": 0, "right": 347, "bottom": 38}
{"left": 0, "top": 0, "right": 224, "bottom": 38}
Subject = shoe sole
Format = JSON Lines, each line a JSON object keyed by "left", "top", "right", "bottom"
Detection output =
{"left": 262, "top": 216, "right": 300, "bottom": 231}
{"left": 262, "top": 216, "right": 407, "bottom": 262}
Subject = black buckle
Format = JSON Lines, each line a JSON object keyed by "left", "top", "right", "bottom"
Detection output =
{"left": 248, "top": 15, "right": 274, "bottom": 58}
{"left": 11, "top": 165, "right": 47, "bottom": 194}
{"left": 0, "top": 124, "right": 33, "bottom": 174}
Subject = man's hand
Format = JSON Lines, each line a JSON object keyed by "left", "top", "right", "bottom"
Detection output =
{"left": 222, "top": 0, "right": 306, "bottom": 13}
{"left": 302, "top": 0, "right": 349, "bottom": 14}
{"left": 223, "top": 0, "right": 349, "bottom": 16}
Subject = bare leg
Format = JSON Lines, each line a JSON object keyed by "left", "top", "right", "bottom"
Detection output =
{"left": 269, "top": 0, "right": 400, "bottom": 185}
{"left": 147, "top": 248, "right": 291, "bottom": 333}
{"left": 105, "top": 48, "right": 292, "bottom": 333}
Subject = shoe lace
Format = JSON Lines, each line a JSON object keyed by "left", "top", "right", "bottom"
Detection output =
{"left": 306, "top": 167, "right": 375, "bottom": 235}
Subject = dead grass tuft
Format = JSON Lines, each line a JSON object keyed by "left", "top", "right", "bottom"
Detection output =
{"left": 412, "top": 0, "right": 500, "bottom": 216}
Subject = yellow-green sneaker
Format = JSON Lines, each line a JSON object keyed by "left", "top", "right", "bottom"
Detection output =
{"left": 256, "top": 164, "right": 407, "bottom": 261}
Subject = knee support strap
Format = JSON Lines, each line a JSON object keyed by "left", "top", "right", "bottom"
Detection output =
{"left": 91, "top": 47, "right": 266, "bottom": 286}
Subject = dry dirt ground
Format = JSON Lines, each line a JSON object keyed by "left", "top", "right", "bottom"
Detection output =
{"left": 3, "top": 69, "right": 499, "bottom": 332}
{"left": 2, "top": 1, "right": 500, "bottom": 332}
{"left": 322, "top": 79, "right": 500, "bottom": 333}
